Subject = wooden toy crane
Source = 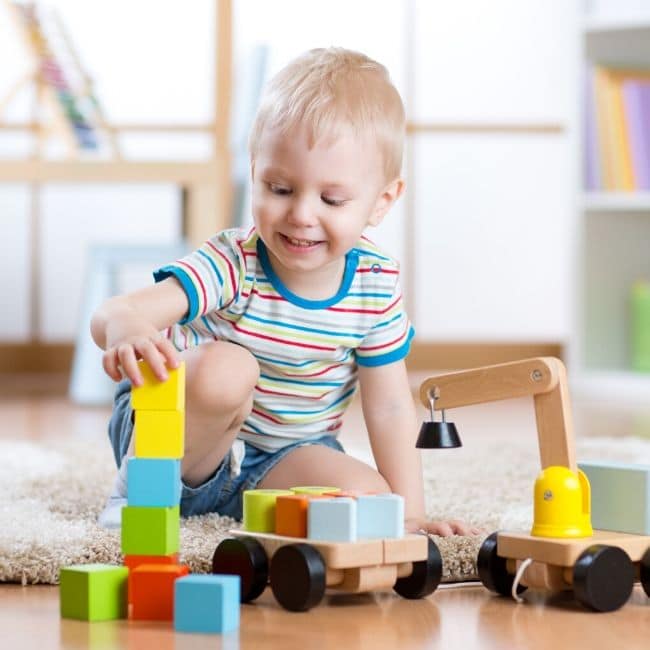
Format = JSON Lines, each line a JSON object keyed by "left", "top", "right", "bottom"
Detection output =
{"left": 419, "top": 357, "right": 650, "bottom": 612}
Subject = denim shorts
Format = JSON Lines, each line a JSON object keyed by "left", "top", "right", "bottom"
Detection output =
{"left": 107, "top": 380, "right": 345, "bottom": 520}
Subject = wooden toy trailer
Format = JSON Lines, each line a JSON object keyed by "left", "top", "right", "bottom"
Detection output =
{"left": 420, "top": 357, "right": 650, "bottom": 612}
{"left": 212, "top": 530, "right": 442, "bottom": 612}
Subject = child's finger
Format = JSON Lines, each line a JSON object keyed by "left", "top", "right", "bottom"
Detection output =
{"left": 117, "top": 344, "right": 143, "bottom": 386}
{"left": 156, "top": 337, "right": 180, "bottom": 369}
{"left": 102, "top": 350, "right": 123, "bottom": 382}
{"left": 449, "top": 520, "right": 475, "bottom": 536}
{"left": 429, "top": 521, "right": 454, "bottom": 537}
{"left": 134, "top": 339, "right": 169, "bottom": 382}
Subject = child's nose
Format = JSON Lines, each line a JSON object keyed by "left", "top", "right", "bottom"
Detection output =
{"left": 287, "top": 197, "right": 318, "bottom": 227}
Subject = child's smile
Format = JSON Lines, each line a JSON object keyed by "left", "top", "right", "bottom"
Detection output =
{"left": 280, "top": 233, "right": 324, "bottom": 251}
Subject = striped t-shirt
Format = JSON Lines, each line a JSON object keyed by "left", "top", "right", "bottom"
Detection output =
{"left": 154, "top": 227, "right": 414, "bottom": 451}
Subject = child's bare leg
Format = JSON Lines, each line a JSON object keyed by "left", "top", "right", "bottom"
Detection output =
{"left": 257, "top": 445, "right": 391, "bottom": 494}
{"left": 180, "top": 341, "right": 259, "bottom": 488}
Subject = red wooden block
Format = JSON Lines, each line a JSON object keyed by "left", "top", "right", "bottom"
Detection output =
{"left": 123, "top": 553, "right": 178, "bottom": 603}
{"left": 130, "top": 563, "right": 189, "bottom": 620}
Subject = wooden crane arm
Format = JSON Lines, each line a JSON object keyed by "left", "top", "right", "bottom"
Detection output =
{"left": 418, "top": 357, "right": 577, "bottom": 472}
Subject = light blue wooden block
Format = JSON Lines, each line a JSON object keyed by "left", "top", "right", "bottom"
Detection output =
{"left": 308, "top": 498, "right": 357, "bottom": 542}
{"left": 174, "top": 574, "right": 240, "bottom": 634}
{"left": 579, "top": 460, "right": 650, "bottom": 535}
{"left": 127, "top": 458, "right": 181, "bottom": 507}
{"left": 357, "top": 494, "right": 405, "bottom": 539}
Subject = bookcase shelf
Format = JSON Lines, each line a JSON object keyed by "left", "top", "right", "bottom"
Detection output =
{"left": 584, "top": 192, "right": 650, "bottom": 211}
{"left": 584, "top": 18, "right": 650, "bottom": 35}
{"left": 575, "top": 11, "right": 650, "bottom": 404}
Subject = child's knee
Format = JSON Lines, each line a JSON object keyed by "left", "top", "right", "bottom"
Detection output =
{"left": 366, "top": 474, "right": 391, "bottom": 495}
{"left": 186, "top": 341, "right": 259, "bottom": 415}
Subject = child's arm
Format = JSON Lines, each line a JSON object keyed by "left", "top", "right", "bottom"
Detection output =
{"left": 90, "top": 277, "right": 189, "bottom": 386}
{"left": 358, "top": 360, "right": 480, "bottom": 536}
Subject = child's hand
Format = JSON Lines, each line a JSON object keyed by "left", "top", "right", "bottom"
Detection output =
{"left": 405, "top": 517, "right": 483, "bottom": 537}
{"left": 103, "top": 330, "right": 179, "bottom": 387}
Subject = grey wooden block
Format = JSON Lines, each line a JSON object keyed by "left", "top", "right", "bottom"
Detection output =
{"left": 579, "top": 460, "right": 650, "bottom": 535}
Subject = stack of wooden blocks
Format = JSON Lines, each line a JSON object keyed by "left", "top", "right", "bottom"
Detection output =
{"left": 243, "top": 486, "right": 405, "bottom": 540}
{"left": 60, "top": 361, "right": 240, "bottom": 635}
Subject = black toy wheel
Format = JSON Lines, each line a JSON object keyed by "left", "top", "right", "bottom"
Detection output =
{"left": 393, "top": 536, "right": 443, "bottom": 599}
{"left": 477, "top": 532, "right": 526, "bottom": 597}
{"left": 641, "top": 547, "right": 650, "bottom": 598}
{"left": 573, "top": 545, "right": 634, "bottom": 612}
{"left": 212, "top": 536, "right": 269, "bottom": 603}
{"left": 270, "top": 543, "right": 326, "bottom": 612}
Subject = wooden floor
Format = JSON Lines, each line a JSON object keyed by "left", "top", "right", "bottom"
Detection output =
{"left": 2, "top": 372, "right": 650, "bottom": 650}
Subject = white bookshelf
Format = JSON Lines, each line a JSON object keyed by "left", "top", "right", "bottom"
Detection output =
{"left": 584, "top": 192, "right": 650, "bottom": 211}
{"left": 584, "top": 18, "right": 650, "bottom": 35}
{"left": 573, "top": 10, "right": 650, "bottom": 404}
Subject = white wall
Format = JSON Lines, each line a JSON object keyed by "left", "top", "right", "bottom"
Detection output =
{"left": 411, "top": 0, "right": 578, "bottom": 340}
{"left": 0, "top": 0, "right": 579, "bottom": 345}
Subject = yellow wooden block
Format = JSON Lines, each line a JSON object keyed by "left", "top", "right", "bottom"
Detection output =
{"left": 131, "top": 361, "right": 185, "bottom": 411}
{"left": 134, "top": 410, "right": 184, "bottom": 459}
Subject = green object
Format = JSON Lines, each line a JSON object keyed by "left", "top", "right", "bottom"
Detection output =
{"left": 290, "top": 486, "right": 341, "bottom": 495}
{"left": 121, "top": 505, "right": 180, "bottom": 555}
{"left": 242, "top": 489, "right": 293, "bottom": 532}
{"left": 60, "top": 564, "right": 128, "bottom": 621}
{"left": 631, "top": 281, "right": 650, "bottom": 372}
{"left": 579, "top": 461, "right": 650, "bottom": 535}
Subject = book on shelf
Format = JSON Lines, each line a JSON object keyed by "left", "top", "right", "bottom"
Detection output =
{"left": 585, "top": 65, "right": 650, "bottom": 192}
{"left": 623, "top": 81, "right": 650, "bottom": 191}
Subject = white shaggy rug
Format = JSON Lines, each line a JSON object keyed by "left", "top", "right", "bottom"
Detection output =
{"left": 2, "top": 433, "right": 650, "bottom": 586}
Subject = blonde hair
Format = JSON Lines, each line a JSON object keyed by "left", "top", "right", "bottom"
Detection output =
{"left": 249, "top": 47, "right": 406, "bottom": 182}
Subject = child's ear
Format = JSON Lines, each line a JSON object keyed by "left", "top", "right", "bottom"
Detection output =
{"left": 367, "top": 178, "right": 405, "bottom": 227}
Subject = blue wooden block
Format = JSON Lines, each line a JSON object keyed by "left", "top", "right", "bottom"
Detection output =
{"left": 127, "top": 458, "right": 181, "bottom": 507}
{"left": 579, "top": 460, "right": 650, "bottom": 535}
{"left": 174, "top": 574, "right": 240, "bottom": 634}
{"left": 357, "top": 494, "right": 405, "bottom": 539}
{"left": 308, "top": 497, "right": 357, "bottom": 542}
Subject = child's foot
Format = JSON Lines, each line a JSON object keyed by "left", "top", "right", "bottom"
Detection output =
{"left": 97, "top": 460, "right": 128, "bottom": 529}
{"left": 97, "top": 494, "right": 127, "bottom": 529}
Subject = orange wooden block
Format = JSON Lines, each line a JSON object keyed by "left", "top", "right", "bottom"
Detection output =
{"left": 123, "top": 553, "right": 178, "bottom": 603}
{"left": 130, "top": 563, "right": 189, "bottom": 620}
{"left": 275, "top": 494, "right": 327, "bottom": 538}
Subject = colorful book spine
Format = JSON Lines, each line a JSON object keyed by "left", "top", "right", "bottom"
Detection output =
{"left": 593, "top": 67, "right": 617, "bottom": 191}
{"left": 610, "top": 71, "right": 635, "bottom": 191}
{"left": 623, "top": 80, "right": 650, "bottom": 189}
{"left": 589, "top": 65, "right": 650, "bottom": 192}
{"left": 584, "top": 68, "right": 601, "bottom": 191}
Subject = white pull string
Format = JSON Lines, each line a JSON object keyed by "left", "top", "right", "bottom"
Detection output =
{"left": 511, "top": 558, "right": 533, "bottom": 603}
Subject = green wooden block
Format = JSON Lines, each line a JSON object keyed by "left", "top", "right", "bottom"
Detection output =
{"left": 242, "top": 489, "right": 294, "bottom": 532}
{"left": 60, "top": 564, "right": 128, "bottom": 621}
{"left": 121, "top": 505, "right": 180, "bottom": 555}
{"left": 579, "top": 461, "right": 650, "bottom": 535}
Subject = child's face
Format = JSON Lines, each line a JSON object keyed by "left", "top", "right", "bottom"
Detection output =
{"left": 251, "top": 125, "right": 400, "bottom": 283}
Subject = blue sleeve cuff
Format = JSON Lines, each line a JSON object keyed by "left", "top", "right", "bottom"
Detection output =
{"left": 153, "top": 265, "right": 198, "bottom": 325}
{"left": 356, "top": 326, "right": 415, "bottom": 367}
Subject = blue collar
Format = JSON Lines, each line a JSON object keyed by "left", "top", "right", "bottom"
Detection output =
{"left": 256, "top": 237, "right": 358, "bottom": 309}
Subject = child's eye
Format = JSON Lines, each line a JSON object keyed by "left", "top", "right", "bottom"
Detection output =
{"left": 322, "top": 196, "right": 345, "bottom": 207}
{"left": 268, "top": 183, "right": 291, "bottom": 195}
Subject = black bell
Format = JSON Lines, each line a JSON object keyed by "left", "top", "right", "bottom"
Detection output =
{"left": 416, "top": 393, "right": 462, "bottom": 449}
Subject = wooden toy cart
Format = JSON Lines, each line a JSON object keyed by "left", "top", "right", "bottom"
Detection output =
{"left": 212, "top": 530, "right": 442, "bottom": 612}
{"left": 419, "top": 357, "right": 650, "bottom": 612}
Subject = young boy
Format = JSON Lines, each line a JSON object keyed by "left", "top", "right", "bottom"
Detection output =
{"left": 92, "top": 47, "right": 477, "bottom": 537}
